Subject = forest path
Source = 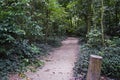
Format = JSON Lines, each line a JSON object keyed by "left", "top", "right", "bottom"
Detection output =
{"left": 10, "top": 37, "right": 79, "bottom": 80}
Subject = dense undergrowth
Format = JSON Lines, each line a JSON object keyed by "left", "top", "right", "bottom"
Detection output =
{"left": 0, "top": 36, "right": 65, "bottom": 80}
{"left": 74, "top": 29, "right": 120, "bottom": 80}
{"left": 0, "top": 0, "right": 67, "bottom": 79}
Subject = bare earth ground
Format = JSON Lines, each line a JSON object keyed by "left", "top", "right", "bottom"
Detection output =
{"left": 9, "top": 37, "right": 79, "bottom": 80}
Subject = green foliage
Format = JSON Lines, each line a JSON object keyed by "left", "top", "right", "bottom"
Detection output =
{"left": 70, "top": 0, "right": 120, "bottom": 79}
{"left": 47, "top": 36, "right": 64, "bottom": 47}
{"left": 102, "top": 47, "right": 120, "bottom": 78}
{"left": 112, "top": 37, "right": 120, "bottom": 46}
{"left": 74, "top": 45, "right": 99, "bottom": 79}
{"left": 104, "top": 0, "right": 120, "bottom": 37}
{"left": 0, "top": 0, "right": 68, "bottom": 79}
{"left": 87, "top": 29, "right": 102, "bottom": 48}
{"left": 0, "top": 39, "right": 44, "bottom": 80}
{"left": 0, "top": 0, "right": 120, "bottom": 79}
{"left": 74, "top": 28, "right": 120, "bottom": 79}
{"left": 74, "top": 37, "right": 120, "bottom": 79}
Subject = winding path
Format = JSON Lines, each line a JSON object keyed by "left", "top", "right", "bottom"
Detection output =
{"left": 10, "top": 37, "right": 79, "bottom": 80}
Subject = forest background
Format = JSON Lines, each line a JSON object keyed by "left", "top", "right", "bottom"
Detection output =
{"left": 0, "top": 0, "right": 120, "bottom": 79}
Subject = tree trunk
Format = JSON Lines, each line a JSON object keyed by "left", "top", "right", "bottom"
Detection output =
{"left": 101, "top": 0, "right": 105, "bottom": 46}
{"left": 87, "top": 0, "right": 92, "bottom": 34}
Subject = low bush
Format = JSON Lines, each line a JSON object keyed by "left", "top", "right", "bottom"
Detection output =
{"left": 73, "top": 45, "right": 99, "bottom": 79}
{"left": 47, "top": 36, "right": 66, "bottom": 47}
{"left": 74, "top": 45, "right": 120, "bottom": 79}
{"left": 74, "top": 30, "right": 120, "bottom": 79}
{"left": 0, "top": 35, "right": 65, "bottom": 80}
{"left": 74, "top": 45, "right": 120, "bottom": 80}
{"left": 101, "top": 47, "right": 120, "bottom": 78}
{"left": 0, "top": 40, "right": 43, "bottom": 80}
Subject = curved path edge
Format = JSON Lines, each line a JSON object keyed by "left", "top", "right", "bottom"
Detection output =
{"left": 10, "top": 37, "right": 79, "bottom": 80}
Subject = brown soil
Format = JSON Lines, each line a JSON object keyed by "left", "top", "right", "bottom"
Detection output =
{"left": 9, "top": 37, "right": 79, "bottom": 80}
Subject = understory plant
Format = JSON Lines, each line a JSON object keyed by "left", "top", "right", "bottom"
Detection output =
{"left": 0, "top": 39, "right": 44, "bottom": 80}
{"left": 74, "top": 29, "right": 120, "bottom": 79}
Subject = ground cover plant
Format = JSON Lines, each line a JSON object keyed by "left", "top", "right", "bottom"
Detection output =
{"left": 74, "top": 29, "right": 120, "bottom": 79}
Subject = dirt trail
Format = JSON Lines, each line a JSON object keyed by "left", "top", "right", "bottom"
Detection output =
{"left": 10, "top": 37, "right": 79, "bottom": 80}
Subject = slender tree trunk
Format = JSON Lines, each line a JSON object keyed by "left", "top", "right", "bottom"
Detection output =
{"left": 87, "top": 16, "right": 91, "bottom": 34}
{"left": 91, "top": 0, "right": 96, "bottom": 29}
{"left": 101, "top": 0, "right": 105, "bottom": 46}
{"left": 84, "top": 16, "right": 90, "bottom": 34}
{"left": 87, "top": 0, "right": 92, "bottom": 34}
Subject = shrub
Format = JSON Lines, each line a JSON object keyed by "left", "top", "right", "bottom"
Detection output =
{"left": 74, "top": 45, "right": 120, "bottom": 79}
{"left": 0, "top": 39, "right": 44, "bottom": 80}
{"left": 47, "top": 36, "right": 65, "bottom": 47}
{"left": 74, "top": 34, "right": 120, "bottom": 79}
{"left": 74, "top": 45, "right": 99, "bottom": 79}
{"left": 86, "top": 29, "right": 103, "bottom": 48}
{"left": 101, "top": 47, "right": 120, "bottom": 78}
